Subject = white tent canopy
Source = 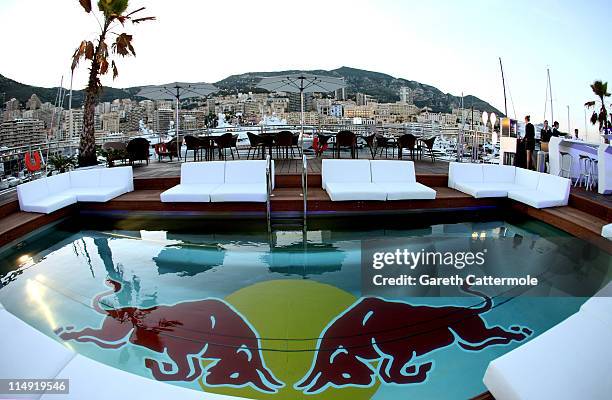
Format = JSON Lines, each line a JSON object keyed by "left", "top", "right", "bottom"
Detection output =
{"left": 137, "top": 82, "right": 218, "bottom": 158}
{"left": 256, "top": 74, "right": 346, "bottom": 153}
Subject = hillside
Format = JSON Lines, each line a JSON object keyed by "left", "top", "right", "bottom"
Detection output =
{"left": 1, "top": 67, "right": 503, "bottom": 115}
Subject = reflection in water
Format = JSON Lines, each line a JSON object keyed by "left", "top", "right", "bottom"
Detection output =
{"left": 264, "top": 241, "right": 347, "bottom": 276}
{"left": 153, "top": 245, "right": 225, "bottom": 277}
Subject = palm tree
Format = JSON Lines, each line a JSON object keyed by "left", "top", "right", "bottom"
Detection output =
{"left": 71, "top": 0, "right": 155, "bottom": 167}
{"left": 584, "top": 80, "right": 611, "bottom": 143}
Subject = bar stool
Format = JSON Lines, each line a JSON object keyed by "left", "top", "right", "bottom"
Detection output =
{"left": 590, "top": 158, "right": 598, "bottom": 191}
{"left": 575, "top": 154, "right": 592, "bottom": 189}
{"left": 559, "top": 151, "right": 573, "bottom": 179}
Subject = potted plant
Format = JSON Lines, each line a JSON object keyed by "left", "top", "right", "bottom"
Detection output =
{"left": 48, "top": 154, "right": 76, "bottom": 174}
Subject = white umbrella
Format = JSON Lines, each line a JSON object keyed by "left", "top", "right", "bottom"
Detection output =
{"left": 137, "top": 82, "right": 218, "bottom": 159}
{"left": 256, "top": 74, "right": 346, "bottom": 152}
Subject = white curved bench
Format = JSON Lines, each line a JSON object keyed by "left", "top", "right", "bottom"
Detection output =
{"left": 17, "top": 167, "right": 134, "bottom": 214}
{"left": 449, "top": 162, "right": 570, "bottom": 208}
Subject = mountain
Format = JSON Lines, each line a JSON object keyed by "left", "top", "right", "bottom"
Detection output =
{"left": 0, "top": 74, "right": 133, "bottom": 108}
{"left": 0, "top": 67, "right": 503, "bottom": 115}
{"left": 215, "top": 66, "right": 503, "bottom": 115}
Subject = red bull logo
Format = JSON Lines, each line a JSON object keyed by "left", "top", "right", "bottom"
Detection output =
{"left": 56, "top": 279, "right": 532, "bottom": 398}
{"left": 295, "top": 286, "right": 532, "bottom": 394}
{"left": 56, "top": 279, "right": 283, "bottom": 393}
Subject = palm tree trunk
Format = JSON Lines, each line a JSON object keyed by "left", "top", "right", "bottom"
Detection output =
{"left": 78, "top": 23, "right": 109, "bottom": 167}
{"left": 79, "top": 71, "right": 99, "bottom": 167}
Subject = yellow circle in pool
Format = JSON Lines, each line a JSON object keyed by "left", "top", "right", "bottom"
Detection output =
{"left": 197, "top": 279, "right": 380, "bottom": 400}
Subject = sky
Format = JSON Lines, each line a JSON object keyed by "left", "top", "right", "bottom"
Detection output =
{"left": 0, "top": 0, "right": 610, "bottom": 141}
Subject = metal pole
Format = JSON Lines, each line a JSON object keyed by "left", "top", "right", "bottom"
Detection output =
{"left": 266, "top": 154, "right": 271, "bottom": 235}
{"left": 567, "top": 105, "right": 570, "bottom": 135}
{"left": 175, "top": 91, "right": 181, "bottom": 160}
{"left": 302, "top": 154, "right": 307, "bottom": 232}
{"left": 300, "top": 89, "right": 305, "bottom": 155}
{"left": 548, "top": 68, "right": 554, "bottom": 124}
{"left": 499, "top": 57, "right": 508, "bottom": 116}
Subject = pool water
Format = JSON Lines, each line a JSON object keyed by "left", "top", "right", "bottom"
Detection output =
{"left": 0, "top": 215, "right": 609, "bottom": 400}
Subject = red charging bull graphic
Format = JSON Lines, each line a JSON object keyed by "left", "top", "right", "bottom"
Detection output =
{"left": 295, "top": 286, "right": 532, "bottom": 394}
{"left": 56, "top": 279, "right": 283, "bottom": 393}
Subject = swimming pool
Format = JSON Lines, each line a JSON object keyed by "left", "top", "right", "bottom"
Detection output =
{"left": 0, "top": 214, "right": 609, "bottom": 400}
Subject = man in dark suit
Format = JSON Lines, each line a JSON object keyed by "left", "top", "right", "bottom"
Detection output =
{"left": 524, "top": 115, "right": 535, "bottom": 170}
{"left": 552, "top": 121, "right": 561, "bottom": 137}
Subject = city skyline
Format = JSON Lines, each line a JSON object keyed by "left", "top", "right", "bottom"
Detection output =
{"left": 0, "top": 0, "right": 611, "bottom": 139}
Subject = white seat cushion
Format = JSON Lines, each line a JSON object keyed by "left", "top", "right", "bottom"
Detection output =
{"left": 483, "top": 312, "right": 612, "bottom": 400}
{"left": 483, "top": 164, "right": 516, "bottom": 183}
{"left": 514, "top": 167, "right": 540, "bottom": 190}
{"left": 0, "top": 310, "right": 76, "bottom": 384}
{"left": 71, "top": 186, "right": 126, "bottom": 202}
{"left": 99, "top": 166, "right": 134, "bottom": 191}
{"left": 375, "top": 182, "right": 436, "bottom": 200}
{"left": 507, "top": 189, "right": 567, "bottom": 208}
{"left": 448, "top": 162, "right": 483, "bottom": 189}
{"left": 180, "top": 161, "right": 225, "bottom": 185}
{"left": 17, "top": 178, "right": 48, "bottom": 211}
{"left": 454, "top": 182, "right": 523, "bottom": 198}
{"left": 322, "top": 159, "right": 372, "bottom": 188}
{"left": 42, "top": 355, "right": 213, "bottom": 400}
{"left": 20, "top": 193, "right": 77, "bottom": 214}
{"left": 537, "top": 173, "right": 570, "bottom": 205}
{"left": 45, "top": 173, "right": 72, "bottom": 196}
{"left": 210, "top": 183, "right": 267, "bottom": 202}
{"left": 325, "top": 182, "right": 387, "bottom": 201}
{"left": 370, "top": 160, "right": 416, "bottom": 183}
{"left": 224, "top": 160, "right": 268, "bottom": 184}
{"left": 160, "top": 184, "right": 221, "bottom": 202}
{"left": 69, "top": 169, "right": 101, "bottom": 189}
{"left": 602, "top": 224, "right": 612, "bottom": 239}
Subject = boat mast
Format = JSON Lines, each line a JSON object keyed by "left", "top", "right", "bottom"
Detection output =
{"left": 547, "top": 68, "right": 554, "bottom": 123}
{"left": 499, "top": 57, "right": 508, "bottom": 116}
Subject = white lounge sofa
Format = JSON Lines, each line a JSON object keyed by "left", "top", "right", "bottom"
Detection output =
{"left": 483, "top": 282, "right": 612, "bottom": 400}
{"left": 322, "top": 159, "right": 387, "bottom": 201}
{"left": 370, "top": 160, "right": 436, "bottom": 200}
{"left": 0, "top": 305, "right": 246, "bottom": 400}
{"left": 17, "top": 167, "right": 134, "bottom": 214}
{"left": 210, "top": 160, "right": 274, "bottom": 203}
{"left": 161, "top": 160, "right": 274, "bottom": 203}
{"left": 448, "top": 162, "right": 571, "bottom": 208}
{"left": 160, "top": 161, "right": 225, "bottom": 202}
{"left": 601, "top": 223, "right": 611, "bottom": 240}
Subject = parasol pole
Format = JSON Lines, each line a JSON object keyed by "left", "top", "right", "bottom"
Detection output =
{"left": 300, "top": 88, "right": 305, "bottom": 155}
{"left": 175, "top": 86, "right": 181, "bottom": 160}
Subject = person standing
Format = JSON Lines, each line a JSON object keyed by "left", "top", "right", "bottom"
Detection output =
{"left": 540, "top": 120, "right": 552, "bottom": 151}
{"left": 552, "top": 121, "right": 561, "bottom": 137}
{"left": 573, "top": 128, "right": 581, "bottom": 140}
{"left": 524, "top": 115, "right": 535, "bottom": 170}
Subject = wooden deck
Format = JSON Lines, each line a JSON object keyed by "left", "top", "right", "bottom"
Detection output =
{"left": 1, "top": 158, "right": 610, "bottom": 252}
{"left": 131, "top": 153, "right": 450, "bottom": 178}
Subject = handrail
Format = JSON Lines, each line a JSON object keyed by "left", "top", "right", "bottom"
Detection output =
{"left": 302, "top": 154, "right": 308, "bottom": 232}
{"left": 266, "top": 154, "right": 271, "bottom": 235}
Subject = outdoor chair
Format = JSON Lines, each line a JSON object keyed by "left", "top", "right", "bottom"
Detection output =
{"left": 246, "top": 132, "right": 264, "bottom": 159}
{"left": 154, "top": 140, "right": 176, "bottom": 162}
{"left": 127, "top": 138, "right": 150, "bottom": 165}
{"left": 231, "top": 134, "right": 241, "bottom": 159}
{"left": 275, "top": 130, "right": 299, "bottom": 159}
{"left": 292, "top": 133, "right": 302, "bottom": 157}
{"left": 334, "top": 130, "right": 358, "bottom": 159}
{"left": 361, "top": 134, "right": 376, "bottom": 158}
{"left": 183, "top": 135, "right": 202, "bottom": 161}
{"left": 102, "top": 141, "right": 127, "bottom": 166}
{"left": 198, "top": 137, "right": 216, "bottom": 161}
{"left": 214, "top": 132, "right": 236, "bottom": 160}
{"left": 314, "top": 133, "right": 332, "bottom": 157}
{"left": 376, "top": 135, "right": 396, "bottom": 158}
{"left": 420, "top": 136, "right": 438, "bottom": 163}
{"left": 397, "top": 133, "right": 418, "bottom": 160}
